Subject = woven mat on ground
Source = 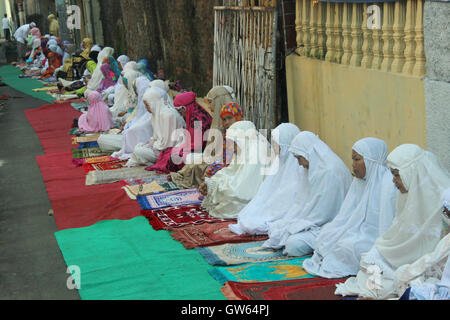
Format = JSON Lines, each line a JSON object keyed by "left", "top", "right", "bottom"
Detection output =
{"left": 195, "top": 241, "right": 296, "bottom": 266}
{"left": 123, "top": 181, "right": 179, "bottom": 200}
{"left": 208, "top": 256, "right": 314, "bottom": 285}
{"left": 0, "top": 65, "right": 54, "bottom": 102}
{"left": 170, "top": 221, "right": 268, "bottom": 250}
{"left": 72, "top": 155, "right": 114, "bottom": 167}
{"left": 70, "top": 101, "right": 88, "bottom": 112}
{"left": 72, "top": 134, "right": 100, "bottom": 144}
{"left": 137, "top": 188, "right": 203, "bottom": 210}
{"left": 55, "top": 217, "right": 224, "bottom": 300}
{"left": 36, "top": 151, "right": 141, "bottom": 230}
{"left": 141, "top": 205, "right": 227, "bottom": 231}
{"left": 77, "top": 141, "right": 99, "bottom": 149}
{"left": 121, "top": 175, "right": 169, "bottom": 186}
{"left": 72, "top": 147, "right": 111, "bottom": 159}
{"left": 83, "top": 159, "right": 128, "bottom": 173}
{"left": 221, "top": 277, "right": 348, "bottom": 300}
{"left": 85, "top": 166, "right": 157, "bottom": 186}
{"left": 24, "top": 103, "right": 81, "bottom": 154}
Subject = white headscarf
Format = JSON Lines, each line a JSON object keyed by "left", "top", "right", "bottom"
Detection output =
{"left": 229, "top": 123, "right": 303, "bottom": 235}
{"left": 263, "top": 131, "right": 353, "bottom": 249}
{"left": 303, "top": 138, "right": 389, "bottom": 278}
{"left": 90, "top": 45, "right": 101, "bottom": 53}
{"left": 110, "top": 68, "right": 142, "bottom": 118}
{"left": 143, "top": 87, "right": 185, "bottom": 151}
{"left": 124, "top": 76, "right": 151, "bottom": 130}
{"left": 85, "top": 47, "right": 114, "bottom": 95}
{"left": 150, "top": 79, "right": 174, "bottom": 106}
{"left": 202, "top": 121, "right": 274, "bottom": 220}
{"left": 375, "top": 144, "right": 450, "bottom": 269}
{"left": 111, "top": 77, "right": 154, "bottom": 160}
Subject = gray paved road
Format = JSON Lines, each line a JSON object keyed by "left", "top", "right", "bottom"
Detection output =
{"left": 0, "top": 83, "right": 80, "bottom": 300}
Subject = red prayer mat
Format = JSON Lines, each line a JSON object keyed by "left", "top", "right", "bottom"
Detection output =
{"left": 82, "top": 159, "right": 128, "bottom": 173}
{"left": 24, "top": 102, "right": 81, "bottom": 154}
{"left": 221, "top": 278, "right": 348, "bottom": 300}
{"left": 141, "top": 205, "right": 228, "bottom": 231}
{"left": 170, "top": 221, "right": 268, "bottom": 250}
{"left": 36, "top": 151, "right": 142, "bottom": 231}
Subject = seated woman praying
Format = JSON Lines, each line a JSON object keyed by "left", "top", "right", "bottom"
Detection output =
{"left": 335, "top": 144, "right": 450, "bottom": 300}
{"left": 302, "top": 138, "right": 390, "bottom": 278}
{"left": 200, "top": 120, "right": 274, "bottom": 220}
{"left": 393, "top": 188, "right": 450, "bottom": 300}
{"left": 98, "top": 78, "right": 167, "bottom": 155}
{"left": 169, "top": 86, "right": 237, "bottom": 189}
{"left": 146, "top": 91, "right": 212, "bottom": 173}
{"left": 109, "top": 62, "right": 142, "bottom": 126}
{"left": 126, "top": 87, "right": 185, "bottom": 167}
{"left": 228, "top": 123, "right": 303, "bottom": 236}
{"left": 262, "top": 131, "right": 352, "bottom": 257}
{"left": 78, "top": 91, "right": 114, "bottom": 133}
{"left": 84, "top": 47, "right": 115, "bottom": 97}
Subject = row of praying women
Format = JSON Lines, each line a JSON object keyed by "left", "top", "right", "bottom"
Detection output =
{"left": 47, "top": 43, "right": 450, "bottom": 300}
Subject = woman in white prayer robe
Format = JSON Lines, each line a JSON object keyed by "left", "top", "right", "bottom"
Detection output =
{"left": 228, "top": 123, "right": 303, "bottom": 235}
{"left": 126, "top": 87, "right": 185, "bottom": 167}
{"left": 262, "top": 131, "right": 352, "bottom": 257}
{"left": 200, "top": 121, "right": 275, "bottom": 220}
{"left": 335, "top": 144, "right": 450, "bottom": 299}
{"left": 302, "top": 138, "right": 389, "bottom": 278}
{"left": 394, "top": 188, "right": 450, "bottom": 300}
{"left": 98, "top": 76, "right": 151, "bottom": 153}
{"left": 109, "top": 61, "right": 141, "bottom": 123}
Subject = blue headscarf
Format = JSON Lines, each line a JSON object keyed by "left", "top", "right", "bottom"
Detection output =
{"left": 137, "top": 59, "right": 155, "bottom": 81}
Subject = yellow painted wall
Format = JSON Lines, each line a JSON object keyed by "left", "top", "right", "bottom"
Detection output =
{"left": 286, "top": 55, "right": 427, "bottom": 168}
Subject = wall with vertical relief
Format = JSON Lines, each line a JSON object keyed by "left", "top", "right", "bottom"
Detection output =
{"left": 286, "top": 0, "right": 428, "bottom": 169}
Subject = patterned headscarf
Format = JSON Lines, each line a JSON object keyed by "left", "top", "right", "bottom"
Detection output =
{"left": 220, "top": 102, "right": 244, "bottom": 121}
{"left": 103, "top": 56, "right": 122, "bottom": 80}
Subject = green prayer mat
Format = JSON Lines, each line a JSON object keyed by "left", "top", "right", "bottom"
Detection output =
{"left": 55, "top": 217, "right": 225, "bottom": 300}
{"left": 0, "top": 65, "right": 54, "bottom": 103}
{"left": 72, "top": 147, "right": 111, "bottom": 159}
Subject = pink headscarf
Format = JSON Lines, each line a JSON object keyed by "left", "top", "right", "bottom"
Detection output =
{"left": 30, "top": 27, "right": 41, "bottom": 38}
{"left": 78, "top": 91, "right": 114, "bottom": 133}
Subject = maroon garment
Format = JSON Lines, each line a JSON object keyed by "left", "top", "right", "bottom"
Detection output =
{"left": 146, "top": 92, "right": 212, "bottom": 173}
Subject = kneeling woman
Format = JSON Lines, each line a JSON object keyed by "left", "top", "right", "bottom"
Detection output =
{"left": 78, "top": 91, "right": 114, "bottom": 133}
{"left": 126, "top": 87, "right": 185, "bottom": 167}
{"left": 263, "top": 131, "right": 352, "bottom": 256}
{"left": 229, "top": 123, "right": 303, "bottom": 236}
{"left": 169, "top": 86, "right": 237, "bottom": 189}
{"left": 147, "top": 91, "right": 212, "bottom": 173}
{"left": 200, "top": 120, "right": 273, "bottom": 220}
{"left": 302, "top": 138, "right": 390, "bottom": 278}
{"left": 335, "top": 144, "right": 450, "bottom": 299}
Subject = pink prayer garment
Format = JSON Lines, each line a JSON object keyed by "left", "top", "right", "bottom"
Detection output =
{"left": 78, "top": 91, "right": 114, "bottom": 133}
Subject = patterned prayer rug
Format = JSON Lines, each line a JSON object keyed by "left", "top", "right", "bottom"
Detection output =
{"left": 208, "top": 256, "right": 314, "bottom": 285}
{"left": 83, "top": 159, "right": 128, "bottom": 173}
{"left": 170, "top": 221, "right": 268, "bottom": 250}
{"left": 137, "top": 189, "right": 203, "bottom": 210}
{"left": 72, "top": 147, "right": 111, "bottom": 159}
{"left": 196, "top": 241, "right": 296, "bottom": 266}
{"left": 121, "top": 175, "right": 169, "bottom": 186}
{"left": 124, "top": 181, "right": 179, "bottom": 196}
{"left": 77, "top": 141, "right": 99, "bottom": 149}
{"left": 73, "top": 134, "right": 100, "bottom": 144}
{"left": 220, "top": 277, "right": 348, "bottom": 300}
{"left": 85, "top": 167, "right": 157, "bottom": 186}
{"left": 141, "top": 205, "right": 228, "bottom": 231}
